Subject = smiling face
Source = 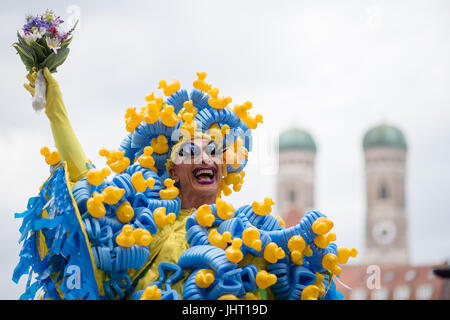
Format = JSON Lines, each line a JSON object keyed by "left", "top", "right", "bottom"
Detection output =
{"left": 169, "top": 137, "right": 223, "bottom": 209}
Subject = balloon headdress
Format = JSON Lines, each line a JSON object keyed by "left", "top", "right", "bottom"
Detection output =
{"left": 115, "top": 72, "right": 264, "bottom": 198}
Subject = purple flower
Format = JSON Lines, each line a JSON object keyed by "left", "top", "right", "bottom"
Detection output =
{"left": 23, "top": 16, "right": 51, "bottom": 34}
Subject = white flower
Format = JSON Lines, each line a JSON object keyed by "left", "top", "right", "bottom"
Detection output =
{"left": 23, "top": 27, "right": 47, "bottom": 44}
{"left": 45, "top": 36, "right": 61, "bottom": 53}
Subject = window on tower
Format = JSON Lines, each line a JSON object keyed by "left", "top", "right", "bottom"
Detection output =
{"left": 289, "top": 190, "right": 296, "bottom": 203}
{"left": 378, "top": 181, "right": 389, "bottom": 200}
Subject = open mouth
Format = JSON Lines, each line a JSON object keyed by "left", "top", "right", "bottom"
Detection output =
{"left": 192, "top": 167, "right": 217, "bottom": 185}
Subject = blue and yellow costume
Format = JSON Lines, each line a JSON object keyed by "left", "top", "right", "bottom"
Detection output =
{"left": 13, "top": 69, "right": 357, "bottom": 300}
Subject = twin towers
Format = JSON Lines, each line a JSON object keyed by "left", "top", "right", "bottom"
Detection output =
{"left": 276, "top": 124, "right": 409, "bottom": 265}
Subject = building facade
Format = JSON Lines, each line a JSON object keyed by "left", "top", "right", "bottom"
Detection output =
{"left": 362, "top": 124, "right": 409, "bottom": 265}
{"left": 276, "top": 124, "right": 449, "bottom": 299}
{"left": 277, "top": 128, "right": 316, "bottom": 227}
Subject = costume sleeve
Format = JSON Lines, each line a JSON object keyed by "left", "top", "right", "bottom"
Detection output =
{"left": 43, "top": 68, "right": 89, "bottom": 182}
{"left": 12, "top": 163, "right": 102, "bottom": 300}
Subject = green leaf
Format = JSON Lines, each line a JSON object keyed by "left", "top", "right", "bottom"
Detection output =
{"left": 30, "top": 41, "right": 47, "bottom": 62}
{"left": 41, "top": 47, "right": 70, "bottom": 72}
{"left": 16, "top": 32, "right": 36, "bottom": 60}
{"left": 13, "top": 43, "right": 34, "bottom": 71}
{"left": 39, "top": 51, "right": 56, "bottom": 69}
{"left": 13, "top": 42, "right": 32, "bottom": 59}
{"left": 16, "top": 32, "right": 28, "bottom": 47}
{"left": 37, "top": 37, "right": 53, "bottom": 56}
{"left": 60, "top": 37, "right": 73, "bottom": 49}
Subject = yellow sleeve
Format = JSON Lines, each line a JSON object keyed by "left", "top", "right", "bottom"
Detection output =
{"left": 43, "top": 68, "right": 89, "bottom": 182}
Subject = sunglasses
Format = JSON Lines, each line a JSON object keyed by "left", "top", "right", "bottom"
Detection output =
{"left": 177, "top": 141, "right": 223, "bottom": 160}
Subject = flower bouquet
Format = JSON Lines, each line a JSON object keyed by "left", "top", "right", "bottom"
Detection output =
{"left": 13, "top": 9, "right": 77, "bottom": 110}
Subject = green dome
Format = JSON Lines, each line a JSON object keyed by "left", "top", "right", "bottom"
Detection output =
{"left": 363, "top": 124, "right": 407, "bottom": 151}
{"left": 279, "top": 128, "right": 317, "bottom": 152}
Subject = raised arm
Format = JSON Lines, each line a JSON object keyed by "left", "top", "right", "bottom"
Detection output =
{"left": 25, "top": 67, "right": 89, "bottom": 182}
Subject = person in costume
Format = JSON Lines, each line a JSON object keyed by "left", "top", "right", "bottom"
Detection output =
{"left": 13, "top": 68, "right": 357, "bottom": 300}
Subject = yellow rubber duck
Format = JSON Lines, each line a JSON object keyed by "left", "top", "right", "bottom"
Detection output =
{"left": 140, "top": 285, "right": 162, "bottom": 300}
{"left": 314, "top": 232, "right": 336, "bottom": 249}
{"left": 182, "top": 100, "right": 198, "bottom": 117}
{"left": 337, "top": 247, "right": 358, "bottom": 264}
{"left": 131, "top": 171, "right": 155, "bottom": 193}
{"left": 233, "top": 101, "right": 263, "bottom": 130}
{"left": 180, "top": 112, "right": 197, "bottom": 137}
{"left": 252, "top": 197, "right": 275, "bottom": 216}
{"left": 312, "top": 217, "right": 334, "bottom": 235}
{"left": 101, "top": 186, "right": 125, "bottom": 205}
{"left": 132, "top": 228, "right": 153, "bottom": 246}
{"left": 218, "top": 180, "right": 232, "bottom": 198}
{"left": 116, "top": 224, "right": 135, "bottom": 248}
{"left": 288, "top": 235, "right": 306, "bottom": 265}
{"left": 40, "top": 146, "right": 60, "bottom": 166}
{"left": 225, "top": 238, "right": 244, "bottom": 263}
{"left": 86, "top": 167, "right": 111, "bottom": 186}
{"left": 216, "top": 198, "right": 235, "bottom": 220}
{"left": 232, "top": 184, "right": 242, "bottom": 193}
{"left": 153, "top": 207, "right": 176, "bottom": 228}
{"left": 195, "top": 269, "right": 215, "bottom": 288}
{"left": 142, "top": 102, "right": 161, "bottom": 125}
{"left": 143, "top": 93, "right": 164, "bottom": 124}
{"left": 158, "top": 79, "right": 180, "bottom": 97}
{"left": 99, "top": 148, "right": 130, "bottom": 173}
{"left": 224, "top": 137, "right": 248, "bottom": 170}
{"left": 145, "top": 92, "right": 164, "bottom": 105}
{"left": 87, "top": 192, "right": 106, "bottom": 218}
{"left": 322, "top": 253, "right": 342, "bottom": 275}
{"left": 160, "top": 104, "right": 180, "bottom": 127}
{"left": 137, "top": 146, "right": 157, "bottom": 172}
{"left": 150, "top": 135, "right": 169, "bottom": 154}
{"left": 255, "top": 270, "right": 277, "bottom": 289}
{"left": 219, "top": 171, "right": 245, "bottom": 194}
{"left": 116, "top": 201, "right": 134, "bottom": 223}
{"left": 208, "top": 88, "right": 232, "bottom": 109}
{"left": 196, "top": 204, "right": 215, "bottom": 227}
{"left": 242, "top": 227, "right": 262, "bottom": 251}
{"left": 243, "top": 114, "right": 263, "bottom": 130}
{"left": 301, "top": 284, "right": 321, "bottom": 300}
{"left": 159, "top": 178, "right": 179, "bottom": 200}
{"left": 223, "top": 171, "right": 244, "bottom": 190}
{"left": 193, "top": 72, "right": 212, "bottom": 93}
{"left": 208, "top": 229, "right": 232, "bottom": 249}
{"left": 124, "top": 107, "right": 144, "bottom": 133}
{"left": 234, "top": 101, "right": 252, "bottom": 119}
{"left": 263, "top": 242, "right": 285, "bottom": 264}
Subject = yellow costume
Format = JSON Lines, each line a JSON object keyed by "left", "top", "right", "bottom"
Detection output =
{"left": 14, "top": 70, "right": 355, "bottom": 300}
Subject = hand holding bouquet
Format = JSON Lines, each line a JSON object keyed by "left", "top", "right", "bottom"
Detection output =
{"left": 13, "top": 9, "right": 77, "bottom": 111}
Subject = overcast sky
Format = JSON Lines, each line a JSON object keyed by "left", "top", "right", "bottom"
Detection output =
{"left": 0, "top": 0, "right": 449, "bottom": 299}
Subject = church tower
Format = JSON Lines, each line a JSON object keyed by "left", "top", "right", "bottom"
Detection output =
{"left": 277, "top": 128, "right": 317, "bottom": 227}
{"left": 363, "top": 124, "right": 408, "bottom": 265}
